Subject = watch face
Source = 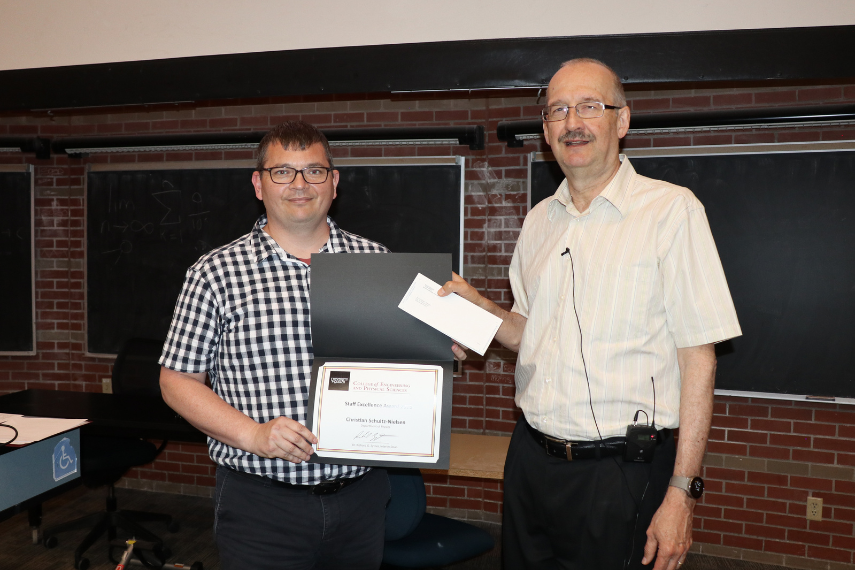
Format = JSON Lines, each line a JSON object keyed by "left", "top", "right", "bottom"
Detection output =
{"left": 689, "top": 477, "right": 704, "bottom": 499}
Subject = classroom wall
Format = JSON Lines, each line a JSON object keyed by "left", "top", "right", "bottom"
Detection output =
{"left": 2, "top": 1, "right": 855, "bottom": 72}
{"left": 2, "top": 80, "right": 855, "bottom": 569}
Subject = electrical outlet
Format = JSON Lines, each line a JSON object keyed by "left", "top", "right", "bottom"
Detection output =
{"left": 807, "top": 497, "right": 823, "bottom": 521}
{"left": 101, "top": 377, "right": 112, "bottom": 394}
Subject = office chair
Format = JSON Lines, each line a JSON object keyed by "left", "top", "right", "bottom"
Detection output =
{"left": 42, "top": 338, "right": 177, "bottom": 570}
{"left": 382, "top": 469, "right": 495, "bottom": 569}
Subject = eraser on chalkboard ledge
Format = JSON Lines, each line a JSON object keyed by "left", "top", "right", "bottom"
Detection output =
{"left": 805, "top": 395, "right": 836, "bottom": 402}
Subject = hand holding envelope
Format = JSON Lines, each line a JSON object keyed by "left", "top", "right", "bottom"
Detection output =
{"left": 398, "top": 273, "right": 503, "bottom": 356}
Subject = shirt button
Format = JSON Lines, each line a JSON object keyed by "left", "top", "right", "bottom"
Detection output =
{"left": 542, "top": 417, "right": 548, "bottom": 423}
{"left": 545, "top": 377, "right": 551, "bottom": 383}
{"left": 560, "top": 295, "right": 565, "bottom": 300}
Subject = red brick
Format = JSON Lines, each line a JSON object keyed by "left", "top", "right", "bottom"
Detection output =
{"left": 728, "top": 404, "right": 769, "bottom": 418}
{"left": 723, "top": 508, "right": 764, "bottom": 523}
{"left": 788, "top": 529, "right": 831, "bottom": 546}
{"left": 744, "top": 523, "right": 786, "bottom": 540}
{"left": 798, "top": 87, "right": 843, "bottom": 102}
{"left": 703, "top": 493, "right": 745, "bottom": 508}
{"left": 791, "top": 448, "right": 835, "bottom": 464}
{"left": 749, "top": 418, "right": 792, "bottom": 433}
{"left": 806, "top": 545, "right": 852, "bottom": 563}
{"left": 703, "top": 518, "right": 743, "bottom": 534}
{"left": 809, "top": 519, "right": 853, "bottom": 535}
{"left": 727, "top": 430, "right": 768, "bottom": 445}
{"left": 792, "top": 421, "right": 835, "bottom": 436}
{"left": 765, "top": 513, "right": 808, "bottom": 530}
{"left": 814, "top": 437, "right": 855, "bottom": 453}
{"left": 748, "top": 445, "right": 791, "bottom": 460}
{"left": 767, "top": 487, "right": 810, "bottom": 503}
{"left": 722, "top": 534, "right": 764, "bottom": 551}
{"left": 692, "top": 530, "right": 722, "bottom": 545}
{"left": 831, "top": 535, "right": 855, "bottom": 550}
{"left": 768, "top": 433, "right": 811, "bottom": 448}
{"left": 746, "top": 472, "right": 788, "bottom": 487}
{"left": 712, "top": 93, "right": 753, "bottom": 107}
{"left": 833, "top": 507, "right": 855, "bottom": 522}
{"left": 754, "top": 90, "right": 798, "bottom": 105}
{"left": 725, "top": 482, "right": 766, "bottom": 498}
{"left": 777, "top": 131, "right": 822, "bottom": 143}
{"left": 709, "top": 415, "right": 746, "bottom": 430}
{"left": 671, "top": 96, "right": 711, "bottom": 109}
{"left": 706, "top": 441, "right": 748, "bottom": 456}
{"left": 704, "top": 467, "right": 746, "bottom": 482}
{"left": 694, "top": 504, "right": 722, "bottom": 519}
{"left": 764, "top": 539, "right": 805, "bottom": 556}
{"left": 789, "top": 476, "right": 833, "bottom": 492}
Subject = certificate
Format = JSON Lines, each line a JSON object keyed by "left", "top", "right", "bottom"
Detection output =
{"left": 311, "top": 362, "right": 443, "bottom": 463}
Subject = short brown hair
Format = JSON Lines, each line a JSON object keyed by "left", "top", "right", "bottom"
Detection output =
{"left": 255, "top": 121, "right": 334, "bottom": 171}
{"left": 559, "top": 58, "right": 626, "bottom": 108}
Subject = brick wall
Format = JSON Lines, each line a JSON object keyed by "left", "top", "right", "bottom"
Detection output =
{"left": 2, "top": 80, "right": 855, "bottom": 569}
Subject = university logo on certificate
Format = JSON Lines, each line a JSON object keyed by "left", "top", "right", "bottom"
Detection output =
{"left": 311, "top": 362, "right": 443, "bottom": 463}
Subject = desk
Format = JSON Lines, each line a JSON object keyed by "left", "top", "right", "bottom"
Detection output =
{"left": 0, "top": 389, "right": 205, "bottom": 443}
{"left": 1, "top": 390, "right": 509, "bottom": 478}
{"left": 0, "top": 429, "right": 82, "bottom": 524}
{"left": 423, "top": 433, "right": 511, "bottom": 480}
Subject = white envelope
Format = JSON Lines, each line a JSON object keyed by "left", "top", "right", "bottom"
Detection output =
{"left": 398, "top": 273, "right": 502, "bottom": 355}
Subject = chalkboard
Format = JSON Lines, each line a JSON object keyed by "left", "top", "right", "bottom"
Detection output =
{"left": 86, "top": 158, "right": 463, "bottom": 355}
{"left": 0, "top": 165, "right": 35, "bottom": 354}
{"left": 528, "top": 147, "right": 855, "bottom": 399}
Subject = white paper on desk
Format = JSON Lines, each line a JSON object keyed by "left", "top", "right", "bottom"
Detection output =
{"left": 398, "top": 273, "right": 502, "bottom": 355}
{"left": 0, "top": 414, "right": 88, "bottom": 445}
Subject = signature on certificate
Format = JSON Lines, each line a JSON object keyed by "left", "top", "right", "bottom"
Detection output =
{"left": 353, "top": 431, "right": 395, "bottom": 443}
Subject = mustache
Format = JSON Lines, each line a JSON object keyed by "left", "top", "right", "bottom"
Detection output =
{"left": 557, "top": 130, "right": 594, "bottom": 143}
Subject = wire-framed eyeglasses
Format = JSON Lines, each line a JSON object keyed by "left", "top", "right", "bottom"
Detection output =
{"left": 542, "top": 102, "right": 622, "bottom": 122}
{"left": 259, "top": 166, "right": 334, "bottom": 184}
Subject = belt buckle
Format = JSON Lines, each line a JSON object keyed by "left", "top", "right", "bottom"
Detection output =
{"left": 564, "top": 441, "right": 574, "bottom": 462}
{"left": 311, "top": 480, "right": 343, "bottom": 495}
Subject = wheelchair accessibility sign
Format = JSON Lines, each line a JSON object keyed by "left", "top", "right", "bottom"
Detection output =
{"left": 53, "top": 437, "right": 78, "bottom": 481}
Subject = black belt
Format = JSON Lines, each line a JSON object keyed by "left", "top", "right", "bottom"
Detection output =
{"left": 525, "top": 420, "right": 668, "bottom": 461}
{"left": 230, "top": 467, "right": 366, "bottom": 495}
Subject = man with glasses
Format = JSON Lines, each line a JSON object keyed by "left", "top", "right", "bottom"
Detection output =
{"left": 442, "top": 59, "right": 740, "bottom": 569}
{"left": 159, "top": 121, "right": 390, "bottom": 570}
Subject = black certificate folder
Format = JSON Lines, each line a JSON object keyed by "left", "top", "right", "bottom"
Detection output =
{"left": 308, "top": 253, "right": 453, "bottom": 469}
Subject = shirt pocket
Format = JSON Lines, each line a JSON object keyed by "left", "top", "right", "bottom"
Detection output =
{"left": 582, "top": 259, "right": 659, "bottom": 343}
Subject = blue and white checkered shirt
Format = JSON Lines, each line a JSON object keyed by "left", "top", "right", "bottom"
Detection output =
{"left": 160, "top": 214, "right": 388, "bottom": 484}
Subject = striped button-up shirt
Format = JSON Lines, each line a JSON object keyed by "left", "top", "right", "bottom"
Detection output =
{"left": 160, "top": 215, "right": 388, "bottom": 484}
{"left": 510, "top": 157, "right": 741, "bottom": 440}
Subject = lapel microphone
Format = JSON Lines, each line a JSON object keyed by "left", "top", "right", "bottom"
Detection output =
{"left": 561, "top": 248, "right": 571, "bottom": 256}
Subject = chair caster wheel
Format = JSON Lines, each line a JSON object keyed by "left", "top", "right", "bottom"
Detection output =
{"left": 43, "top": 535, "right": 57, "bottom": 549}
{"left": 155, "top": 545, "right": 172, "bottom": 561}
{"left": 167, "top": 520, "right": 180, "bottom": 532}
{"left": 76, "top": 558, "right": 90, "bottom": 570}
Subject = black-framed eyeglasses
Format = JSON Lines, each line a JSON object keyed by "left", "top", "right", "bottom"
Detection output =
{"left": 542, "top": 102, "right": 622, "bottom": 122}
{"left": 259, "top": 166, "right": 334, "bottom": 184}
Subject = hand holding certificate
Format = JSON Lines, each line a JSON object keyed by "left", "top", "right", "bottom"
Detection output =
{"left": 311, "top": 362, "right": 443, "bottom": 463}
{"left": 398, "top": 273, "right": 502, "bottom": 355}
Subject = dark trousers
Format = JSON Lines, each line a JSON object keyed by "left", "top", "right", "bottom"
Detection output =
{"left": 503, "top": 416, "right": 676, "bottom": 570}
{"left": 214, "top": 466, "right": 390, "bottom": 570}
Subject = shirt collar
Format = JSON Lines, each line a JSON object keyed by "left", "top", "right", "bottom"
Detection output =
{"left": 548, "top": 155, "right": 636, "bottom": 220}
{"left": 252, "top": 214, "right": 346, "bottom": 263}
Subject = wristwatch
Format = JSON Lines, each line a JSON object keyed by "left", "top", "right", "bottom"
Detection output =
{"left": 669, "top": 475, "right": 704, "bottom": 499}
